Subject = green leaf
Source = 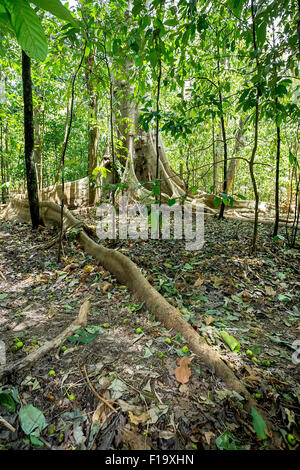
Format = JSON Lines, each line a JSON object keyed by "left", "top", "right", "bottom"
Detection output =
{"left": 256, "top": 21, "right": 267, "bottom": 47}
{"left": 213, "top": 196, "right": 221, "bottom": 208}
{"left": 220, "top": 331, "right": 240, "bottom": 353}
{"left": 4, "top": 0, "right": 47, "bottom": 60}
{"left": 30, "top": 434, "right": 44, "bottom": 448}
{"left": 0, "top": 294, "right": 8, "bottom": 300}
{"left": 251, "top": 407, "right": 268, "bottom": 440}
{"left": 31, "top": 0, "right": 79, "bottom": 27}
{"left": 167, "top": 198, "right": 176, "bottom": 207}
{"left": 215, "top": 429, "right": 244, "bottom": 450}
{"left": 0, "top": 4, "right": 14, "bottom": 33}
{"left": 19, "top": 404, "right": 47, "bottom": 437}
{"left": 227, "top": 0, "right": 243, "bottom": 18}
{"left": 165, "top": 18, "right": 179, "bottom": 27}
{"left": 0, "top": 392, "right": 16, "bottom": 413}
{"left": 148, "top": 49, "right": 158, "bottom": 68}
{"left": 67, "top": 328, "right": 100, "bottom": 344}
{"left": 278, "top": 294, "right": 292, "bottom": 302}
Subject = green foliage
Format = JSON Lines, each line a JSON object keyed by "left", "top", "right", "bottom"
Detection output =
{"left": 215, "top": 429, "right": 245, "bottom": 450}
{"left": 251, "top": 407, "right": 268, "bottom": 440}
{"left": 1, "top": 0, "right": 78, "bottom": 60}
{"left": 0, "top": 392, "right": 16, "bottom": 413}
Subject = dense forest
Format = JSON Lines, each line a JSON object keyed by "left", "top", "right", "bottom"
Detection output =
{"left": 0, "top": 0, "right": 299, "bottom": 454}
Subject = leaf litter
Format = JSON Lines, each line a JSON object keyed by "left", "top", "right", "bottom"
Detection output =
{"left": 0, "top": 215, "right": 299, "bottom": 450}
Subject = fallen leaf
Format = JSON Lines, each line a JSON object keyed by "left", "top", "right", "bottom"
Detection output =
{"left": 265, "top": 286, "right": 276, "bottom": 297}
{"left": 121, "top": 428, "right": 151, "bottom": 450}
{"left": 194, "top": 276, "right": 205, "bottom": 287}
{"left": 174, "top": 357, "right": 192, "bottom": 384}
{"left": 47, "top": 305, "right": 57, "bottom": 319}
{"left": 128, "top": 410, "right": 149, "bottom": 425}
{"left": 102, "top": 282, "right": 113, "bottom": 293}
{"left": 205, "top": 315, "right": 215, "bottom": 326}
{"left": 204, "top": 431, "right": 215, "bottom": 445}
{"left": 210, "top": 275, "right": 224, "bottom": 286}
{"left": 84, "top": 265, "right": 94, "bottom": 273}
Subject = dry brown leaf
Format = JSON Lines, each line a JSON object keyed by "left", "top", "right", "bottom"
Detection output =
{"left": 265, "top": 286, "right": 276, "bottom": 297}
{"left": 205, "top": 315, "right": 215, "bottom": 326}
{"left": 47, "top": 305, "right": 57, "bottom": 319}
{"left": 214, "top": 278, "right": 225, "bottom": 286}
{"left": 128, "top": 410, "right": 149, "bottom": 425}
{"left": 63, "top": 263, "right": 77, "bottom": 272}
{"left": 204, "top": 431, "right": 215, "bottom": 445}
{"left": 194, "top": 276, "right": 205, "bottom": 287}
{"left": 92, "top": 391, "right": 110, "bottom": 425}
{"left": 84, "top": 265, "right": 94, "bottom": 274}
{"left": 242, "top": 290, "right": 251, "bottom": 301}
{"left": 102, "top": 282, "right": 113, "bottom": 293}
{"left": 174, "top": 357, "right": 192, "bottom": 384}
{"left": 121, "top": 428, "right": 151, "bottom": 450}
{"left": 244, "top": 375, "right": 261, "bottom": 384}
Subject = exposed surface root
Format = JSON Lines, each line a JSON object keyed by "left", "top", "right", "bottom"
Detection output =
{"left": 2, "top": 197, "right": 275, "bottom": 434}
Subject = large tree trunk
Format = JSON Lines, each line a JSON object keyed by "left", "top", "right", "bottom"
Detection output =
{"left": 98, "top": 79, "right": 185, "bottom": 203}
{"left": 21, "top": 50, "right": 40, "bottom": 229}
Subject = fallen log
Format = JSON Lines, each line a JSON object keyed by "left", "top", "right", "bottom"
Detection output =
{"left": 0, "top": 300, "right": 90, "bottom": 378}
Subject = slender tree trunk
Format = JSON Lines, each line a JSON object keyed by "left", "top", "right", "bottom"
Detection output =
{"left": 21, "top": 50, "right": 40, "bottom": 229}
{"left": 218, "top": 105, "right": 228, "bottom": 219}
{"left": 249, "top": 1, "right": 260, "bottom": 254}
{"left": 273, "top": 117, "right": 280, "bottom": 237}
{"left": 298, "top": 0, "right": 300, "bottom": 54}
{"left": 216, "top": 47, "right": 228, "bottom": 220}
{"left": 155, "top": 55, "right": 162, "bottom": 201}
{"left": 57, "top": 43, "right": 86, "bottom": 262}
{"left": 0, "top": 118, "right": 4, "bottom": 203}
{"left": 212, "top": 119, "right": 217, "bottom": 190}
{"left": 0, "top": 118, "right": 5, "bottom": 204}
{"left": 55, "top": 101, "right": 70, "bottom": 184}
{"left": 33, "top": 106, "right": 43, "bottom": 190}
{"left": 5, "top": 120, "right": 9, "bottom": 198}
{"left": 227, "top": 117, "right": 244, "bottom": 194}
{"left": 85, "top": 52, "right": 99, "bottom": 206}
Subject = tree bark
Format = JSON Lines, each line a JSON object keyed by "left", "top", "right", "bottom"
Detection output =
{"left": 85, "top": 52, "right": 99, "bottom": 206}
{"left": 99, "top": 77, "right": 185, "bottom": 202}
{"left": 273, "top": 118, "right": 280, "bottom": 237}
{"left": 33, "top": 106, "right": 43, "bottom": 190}
{"left": 218, "top": 107, "right": 228, "bottom": 219}
{"left": 226, "top": 117, "right": 244, "bottom": 194}
{"left": 21, "top": 50, "right": 40, "bottom": 229}
{"left": 249, "top": 0, "right": 260, "bottom": 254}
{"left": 55, "top": 100, "right": 70, "bottom": 184}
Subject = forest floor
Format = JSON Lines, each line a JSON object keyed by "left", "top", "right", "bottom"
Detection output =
{"left": 0, "top": 211, "right": 299, "bottom": 451}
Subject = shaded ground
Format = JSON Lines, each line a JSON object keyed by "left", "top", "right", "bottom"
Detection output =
{"left": 0, "top": 212, "right": 299, "bottom": 450}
